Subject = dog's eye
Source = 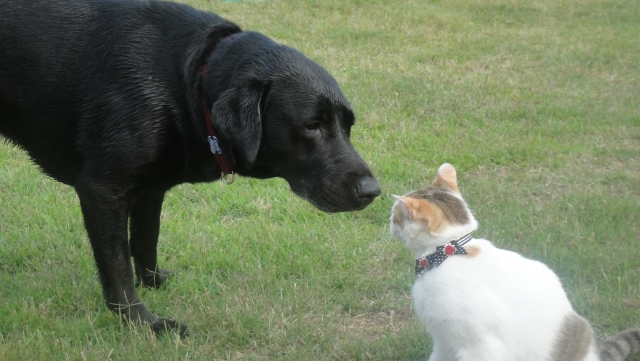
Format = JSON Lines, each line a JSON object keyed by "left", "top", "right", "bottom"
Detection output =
{"left": 305, "top": 122, "right": 321, "bottom": 132}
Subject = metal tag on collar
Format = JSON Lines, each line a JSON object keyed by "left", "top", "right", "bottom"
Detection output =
{"left": 221, "top": 172, "right": 235, "bottom": 185}
{"left": 207, "top": 136, "right": 222, "bottom": 155}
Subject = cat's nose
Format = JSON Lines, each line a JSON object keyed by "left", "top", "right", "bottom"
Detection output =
{"left": 356, "top": 176, "right": 381, "bottom": 200}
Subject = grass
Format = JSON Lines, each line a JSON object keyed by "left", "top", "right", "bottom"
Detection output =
{"left": 1, "top": 0, "right": 639, "bottom": 359}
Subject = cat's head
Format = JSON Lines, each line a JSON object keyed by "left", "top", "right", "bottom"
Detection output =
{"left": 390, "top": 163, "right": 478, "bottom": 256}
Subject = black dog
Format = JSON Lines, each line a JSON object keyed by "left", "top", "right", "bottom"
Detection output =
{"left": 0, "top": 0, "right": 380, "bottom": 335}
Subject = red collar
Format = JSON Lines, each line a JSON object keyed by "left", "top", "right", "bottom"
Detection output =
{"left": 200, "top": 63, "right": 235, "bottom": 184}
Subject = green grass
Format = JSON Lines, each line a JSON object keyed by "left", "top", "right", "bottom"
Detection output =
{"left": 1, "top": 0, "right": 639, "bottom": 359}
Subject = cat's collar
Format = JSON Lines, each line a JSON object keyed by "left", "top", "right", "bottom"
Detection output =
{"left": 415, "top": 233, "right": 473, "bottom": 278}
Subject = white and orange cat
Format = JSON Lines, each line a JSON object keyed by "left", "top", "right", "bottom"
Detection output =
{"left": 390, "top": 163, "right": 640, "bottom": 361}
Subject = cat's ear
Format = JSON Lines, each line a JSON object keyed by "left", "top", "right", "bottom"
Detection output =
{"left": 392, "top": 195, "right": 414, "bottom": 220}
{"left": 431, "top": 163, "right": 460, "bottom": 194}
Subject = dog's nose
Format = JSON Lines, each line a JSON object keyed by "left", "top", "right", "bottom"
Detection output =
{"left": 356, "top": 176, "right": 381, "bottom": 199}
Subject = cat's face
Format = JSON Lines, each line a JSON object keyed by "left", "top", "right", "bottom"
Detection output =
{"left": 390, "top": 163, "right": 478, "bottom": 256}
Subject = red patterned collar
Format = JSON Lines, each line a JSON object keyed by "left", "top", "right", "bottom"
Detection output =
{"left": 415, "top": 233, "right": 473, "bottom": 278}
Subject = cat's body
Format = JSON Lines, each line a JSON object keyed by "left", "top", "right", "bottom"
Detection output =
{"left": 390, "top": 163, "right": 640, "bottom": 361}
{"left": 412, "top": 237, "right": 598, "bottom": 361}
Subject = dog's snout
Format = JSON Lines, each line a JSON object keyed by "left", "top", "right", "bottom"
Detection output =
{"left": 356, "top": 176, "right": 381, "bottom": 199}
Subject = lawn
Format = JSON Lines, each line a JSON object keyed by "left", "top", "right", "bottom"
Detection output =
{"left": 1, "top": 0, "right": 639, "bottom": 360}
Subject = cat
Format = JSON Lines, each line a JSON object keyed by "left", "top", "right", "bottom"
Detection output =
{"left": 389, "top": 163, "right": 640, "bottom": 361}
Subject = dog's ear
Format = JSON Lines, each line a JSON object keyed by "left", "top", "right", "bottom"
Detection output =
{"left": 211, "top": 79, "right": 269, "bottom": 168}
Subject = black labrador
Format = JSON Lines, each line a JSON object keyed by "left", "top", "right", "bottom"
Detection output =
{"left": 0, "top": 0, "right": 380, "bottom": 335}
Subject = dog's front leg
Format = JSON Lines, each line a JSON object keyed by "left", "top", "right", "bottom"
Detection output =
{"left": 129, "top": 190, "right": 171, "bottom": 288}
{"left": 75, "top": 177, "right": 186, "bottom": 335}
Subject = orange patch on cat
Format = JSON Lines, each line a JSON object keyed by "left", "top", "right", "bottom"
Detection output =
{"left": 407, "top": 198, "right": 447, "bottom": 234}
{"left": 393, "top": 195, "right": 448, "bottom": 234}
{"left": 418, "top": 204, "right": 448, "bottom": 234}
{"left": 465, "top": 245, "right": 481, "bottom": 257}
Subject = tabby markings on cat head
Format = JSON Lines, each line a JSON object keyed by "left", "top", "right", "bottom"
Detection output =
{"left": 389, "top": 163, "right": 479, "bottom": 258}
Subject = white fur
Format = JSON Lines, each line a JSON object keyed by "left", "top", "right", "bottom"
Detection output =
{"left": 390, "top": 197, "right": 600, "bottom": 361}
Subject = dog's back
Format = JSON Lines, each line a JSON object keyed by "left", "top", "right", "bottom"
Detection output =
{"left": 0, "top": 0, "right": 232, "bottom": 184}
{"left": 0, "top": 0, "right": 91, "bottom": 180}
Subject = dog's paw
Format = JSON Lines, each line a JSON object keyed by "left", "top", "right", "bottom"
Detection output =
{"left": 150, "top": 318, "right": 189, "bottom": 337}
{"left": 136, "top": 267, "right": 172, "bottom": 289}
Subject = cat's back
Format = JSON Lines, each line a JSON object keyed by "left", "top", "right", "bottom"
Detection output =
{"left": 468, "top": 239, "right": 571, "bottom": 310}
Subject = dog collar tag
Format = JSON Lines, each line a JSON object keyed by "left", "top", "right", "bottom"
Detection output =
{"left": 208, "top": 136, "right": 222, "bottom": 155}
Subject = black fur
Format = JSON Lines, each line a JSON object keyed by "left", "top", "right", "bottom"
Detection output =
{"left": 0, "top": 0, "right": 380, "bottom": 335}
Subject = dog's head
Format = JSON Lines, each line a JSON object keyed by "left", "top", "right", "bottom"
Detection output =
{"left": 203, "top": 32, "right": 380, "bottom": 212}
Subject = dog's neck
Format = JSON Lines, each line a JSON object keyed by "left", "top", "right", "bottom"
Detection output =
{"left": 198, "top": 34, "right": 240, "bottom": 184}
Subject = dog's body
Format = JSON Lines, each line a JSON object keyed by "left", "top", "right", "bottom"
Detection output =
{"left": 0, "top": 0, "right": 380, "bottom": 334}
